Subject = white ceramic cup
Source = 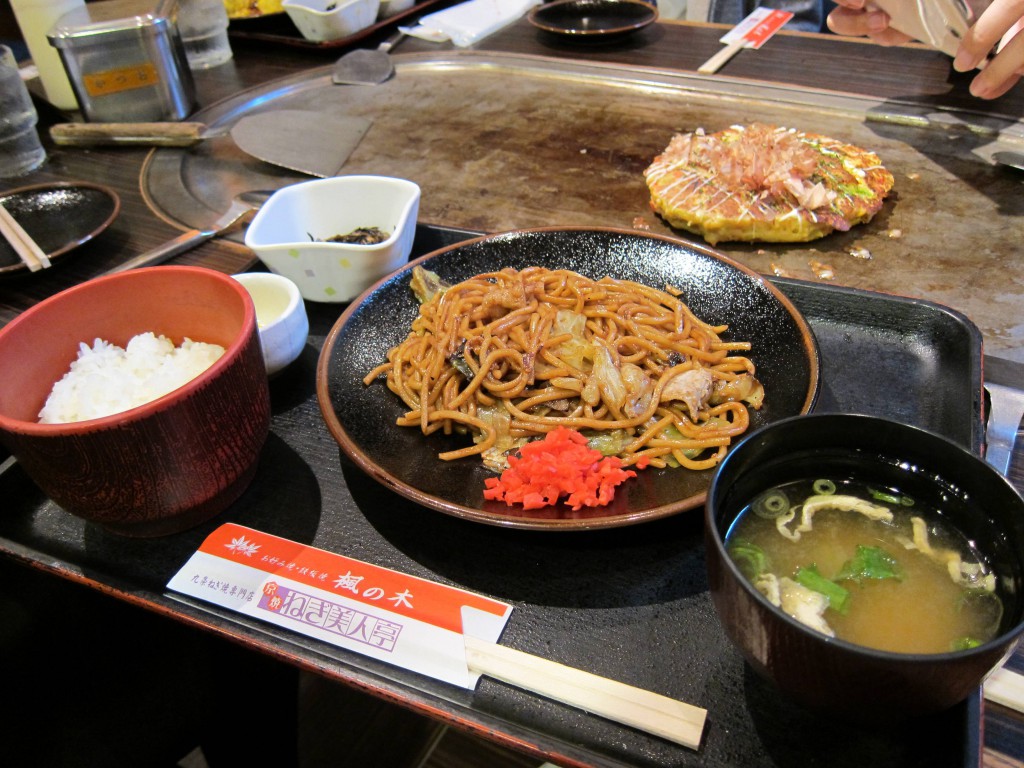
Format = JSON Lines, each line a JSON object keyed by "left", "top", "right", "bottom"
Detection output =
{"left": 232, "top": 272, "right": 309, "bottom": 376}
{"left": 0, "top": 45, "right": 45, "bottom": 178}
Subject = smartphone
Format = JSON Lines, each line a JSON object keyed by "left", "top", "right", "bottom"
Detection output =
{"left": 868, "top": 0, "right": 986, "bottom": 57}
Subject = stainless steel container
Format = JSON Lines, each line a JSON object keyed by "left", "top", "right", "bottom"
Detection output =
{"left": 48, "top": 0, "right": 195, "bottom": 122}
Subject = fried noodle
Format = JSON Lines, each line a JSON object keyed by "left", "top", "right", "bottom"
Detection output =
{"left": 363, "top": 266, "right": 764, "bottom": 471}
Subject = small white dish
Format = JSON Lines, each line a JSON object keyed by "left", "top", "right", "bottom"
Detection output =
{"left": 232, "top": 272, "right": 309, "bottom": 375}
{"left": 377, "top": 0, "right": 415, "bottom": 19}
{"left": 282, "top": 0, "right": 381, "bottom": 42}
{"left": 244, "top": 175, "right": 421, "bottom": 304}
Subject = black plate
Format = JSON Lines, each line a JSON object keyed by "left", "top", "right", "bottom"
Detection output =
{"left": 317, "top": 227, "right": 820, "bottom": 530}
{"left": 0, "top": 182, "right": 120, "bottom": 276}
{"left": 527, "top": 0, "right": 658, "bottom": 39}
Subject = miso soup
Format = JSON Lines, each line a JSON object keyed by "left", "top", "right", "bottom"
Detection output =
{"left": 725, "top": 478, "right": 1002, "bottom": 654}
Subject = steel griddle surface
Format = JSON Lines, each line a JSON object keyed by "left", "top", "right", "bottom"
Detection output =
{"left": 141, "top": 51, "right": 1024, "bottom": 361}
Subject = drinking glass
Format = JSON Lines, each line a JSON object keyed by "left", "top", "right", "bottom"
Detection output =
{"left": 0, "top": 45, "right": 46, "bottom": 178}
{"left": 178, "top": 0, "right": 234, "bottom": 70}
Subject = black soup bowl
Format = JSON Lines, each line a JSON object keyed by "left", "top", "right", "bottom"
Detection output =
{"left": 705, "top": 413, "right": 1024, "bottom": 720}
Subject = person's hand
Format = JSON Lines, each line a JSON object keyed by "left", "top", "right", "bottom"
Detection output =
{"left": 827, "top": 0, "right": 1024, "bottom": 100}
{"left": 953, "top": 0, "right": 1024, "bottom": 99}
{"left": 825, "top": 0, "right": 913, "bottom": 46}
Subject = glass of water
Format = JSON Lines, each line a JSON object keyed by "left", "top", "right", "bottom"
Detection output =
{"left": 0, "top": 45, "right": 46, "bottom": 178}
{"left": 177, "top": 0, "right": 234, "bottom": 70}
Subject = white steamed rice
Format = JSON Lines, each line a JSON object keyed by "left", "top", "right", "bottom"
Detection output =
{"left": 38, "top": 332, "right": 226, "bottom": 424}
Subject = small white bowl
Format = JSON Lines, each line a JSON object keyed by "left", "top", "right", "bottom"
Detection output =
{"left": 244, "top": 175, "right": 421, "bottom": 304}
{"left": 377, "top": 0, "right": 414, "bottom": 18}
{"left": 282, "top": 0, "right": 380, "bottom": 42}
{"left": 232, "top": 272, "right": 309, "bottom": 375}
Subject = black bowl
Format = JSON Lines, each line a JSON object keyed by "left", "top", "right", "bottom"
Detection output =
{"left": 705, "top": 413, "right": 1024, "bottom": 720}
{"left": 528, "top": 0, "right": 658, "bottom": 40}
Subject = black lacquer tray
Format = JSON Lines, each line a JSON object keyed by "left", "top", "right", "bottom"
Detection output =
{"left": 0, "top": 224, "right": 985, "bottom": 768}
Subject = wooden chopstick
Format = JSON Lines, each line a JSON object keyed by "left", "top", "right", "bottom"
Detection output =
{"left": 698, "top": 39, "right": 746, "bottom": 74}
{"left": 465, "top": 636, "right": 707, "bottom": 750}
{"left": 985, "top": 666, "right": 1024, "bottom": 713}
{"left": 0, "top": 201, "right": 50, "bottom": 271}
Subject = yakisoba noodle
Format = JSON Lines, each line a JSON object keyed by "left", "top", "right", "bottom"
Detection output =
{"left": 363, "top": 266, "right": 764, "bottom": 471}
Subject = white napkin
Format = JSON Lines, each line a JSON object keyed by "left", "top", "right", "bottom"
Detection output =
{"left": 408, "top": 0, "right": 541, "bottom": 47}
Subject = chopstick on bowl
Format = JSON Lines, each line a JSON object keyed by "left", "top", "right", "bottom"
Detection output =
{"left": 0, "top": 200, "right": 50, "bottom": 271}
{"left": 465, "top": 636, "right": 707, "bottom": 749}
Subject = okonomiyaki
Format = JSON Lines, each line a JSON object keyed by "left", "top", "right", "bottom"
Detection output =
{"left": 643, "top": 123, "right": 895, "bottom": 244}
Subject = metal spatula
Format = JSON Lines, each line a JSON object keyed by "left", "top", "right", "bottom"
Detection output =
{"left": 230, "top": 111, "right": 371, "bottom": 177}
{"left": 50, "top": 110, "right": 373, "bottom": 178}
{"left": 332, "top": 29, "right": 409, "bottom": 86}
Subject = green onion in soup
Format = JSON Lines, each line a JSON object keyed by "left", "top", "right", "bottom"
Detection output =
{"left": 726, "top": 479, "right": 1001, "bottom": 654}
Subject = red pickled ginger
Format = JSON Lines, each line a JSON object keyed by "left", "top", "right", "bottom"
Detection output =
{"left": 483, "top": 427, "right": 646, "bottom": 510}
